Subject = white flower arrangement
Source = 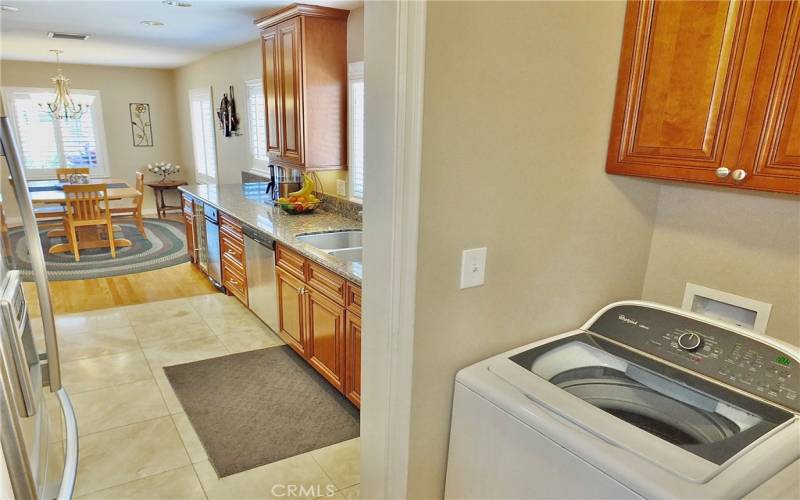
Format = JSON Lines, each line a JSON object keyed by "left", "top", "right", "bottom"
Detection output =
{"left": 147, "top": 162, "right": 181, "bottom": 182}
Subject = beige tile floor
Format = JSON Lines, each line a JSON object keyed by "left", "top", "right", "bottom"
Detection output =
{"left": 34, "top": 293, "right": 361, "bottom": 499}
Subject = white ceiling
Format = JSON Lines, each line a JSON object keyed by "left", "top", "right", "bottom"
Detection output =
{"left": 0, "top": 0, "right": 361, "bottom": 69}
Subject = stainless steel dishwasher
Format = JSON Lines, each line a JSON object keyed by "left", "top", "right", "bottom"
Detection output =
{"left": 203, "top": 204, "right": 223, "bottom": 287}
{"left": 242, "top": 225, "right": 279, "bottom": 333}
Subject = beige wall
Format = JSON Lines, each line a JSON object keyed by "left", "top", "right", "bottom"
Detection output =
{"left": 174, "top": 7, "right": 363, "bottom": 198}
{"left": 404, "top": 2, "right": 800, "bottom": 497}
{"left": 173, "top": 40, "right": 262, "bottom": 186}
{"left": 642, "top": 185, "right": 800, "bottom": 347}
{"left": 0, "top": 60, "right": 182, "bottom": 216}
{"left": 405, "top": 2, "right": 661, "bottom": 497}
{"left": 172, "top": 39, "right": 347, "bottom": 194}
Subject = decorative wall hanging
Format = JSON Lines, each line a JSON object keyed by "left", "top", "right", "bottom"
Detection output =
{"left": 217, "top": 85, "right": 241, "bottom": 137}
{"left": 129, "top": 103, "right": 154, "bottom": 147}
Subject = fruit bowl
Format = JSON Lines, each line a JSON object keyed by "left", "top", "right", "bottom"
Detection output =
{"left": 276, "top": 174, "right": 320, "bottom": 214}
{"left": 278, "top": 200, "right": 320, "bottom": 214}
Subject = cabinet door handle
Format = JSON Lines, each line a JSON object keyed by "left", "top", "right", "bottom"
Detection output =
{"left": 229, "top": 279, "right": 240, "bottom": 286}
{"left": 732, "top": 169, "right": 748, "bottom": 181}
{"left": 715, "top": 167, "right": 731, "bottom": 178}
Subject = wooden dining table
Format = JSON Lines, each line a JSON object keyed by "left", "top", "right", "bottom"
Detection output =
{"left": 27, "top": 178, "right": 142, "bottom": 255}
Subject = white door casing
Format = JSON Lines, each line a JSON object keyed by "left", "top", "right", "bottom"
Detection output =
{"left": 360, "top": 1, "right": 427, "bottom": 498}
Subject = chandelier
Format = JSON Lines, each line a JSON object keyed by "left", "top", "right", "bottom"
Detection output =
{"left": 41, "top": 49, "right": 87, "bottom": 120}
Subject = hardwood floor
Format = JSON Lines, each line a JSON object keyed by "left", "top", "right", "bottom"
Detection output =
{"left": 24, "top": 262, "right": 218, "bottom": 317}
{"left": 18, "top": 213, "right": 218, "bottom": 317}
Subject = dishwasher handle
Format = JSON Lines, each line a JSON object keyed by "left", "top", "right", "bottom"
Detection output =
{"left": 242, "top": 225, "right": 275, "bottom": 249}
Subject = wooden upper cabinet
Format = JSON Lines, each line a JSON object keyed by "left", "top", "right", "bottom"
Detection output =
{"left": 277, "top": 17, "right": 303, "bottom": 164}
{"left": 607, "top": 0, "right": 800, "bottom": 195}
{"left": 256, "top": 4, "right": 349, "bottom": 172}
{"left": 737, "top": 1, "right": 800, "bottom": 192}
{"left": 261, "top": 28, "right": 282, "bottom": 156}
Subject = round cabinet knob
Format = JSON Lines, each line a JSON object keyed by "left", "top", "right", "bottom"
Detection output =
{"left": 732, "top": 169, "right": 748, "bottom": 181}
{"left": 716, "top": 167, "right": 731, "bottom": 178}
{"left": 678, "top": 332, "right": 703, "bottom": 352}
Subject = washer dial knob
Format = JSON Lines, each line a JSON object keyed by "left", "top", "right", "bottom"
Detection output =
{"left": 678, "top": 332, "right": 703, "bottom": 352}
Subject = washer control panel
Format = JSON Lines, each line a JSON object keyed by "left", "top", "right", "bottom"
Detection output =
{"left": 589, "top": 304, "right": 800, "bottom": 412}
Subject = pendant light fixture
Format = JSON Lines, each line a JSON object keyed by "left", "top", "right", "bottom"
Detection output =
{"left": 41, "top": 49, "right": 87, "bottom": 120}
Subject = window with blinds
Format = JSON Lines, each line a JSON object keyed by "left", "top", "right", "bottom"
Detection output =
{"left": 188, "top": 88, "right": 218, "bottom": 183}
{"left": 348, "top": 62, "right": 365, "bottom": 202}
{"left": 245, "top": 79, "right": 268, "bottom": 172}
{"left": 2, "top": 88, "right": 109, "bottom": 178}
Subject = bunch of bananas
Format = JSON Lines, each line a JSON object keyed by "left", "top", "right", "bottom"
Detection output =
{"left": 278, "top": 174, "right": 320, "bottom": 214}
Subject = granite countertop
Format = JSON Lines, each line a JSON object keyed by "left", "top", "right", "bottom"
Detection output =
{"left": 179, "top": 183, "right": 363, "bottom": 284}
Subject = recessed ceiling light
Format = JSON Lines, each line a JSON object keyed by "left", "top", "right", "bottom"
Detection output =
{"left": 0, "top": 5, "right": 19, "bottom": 12}
{"left": 140, "top": 20, "right": 165, "bottom": 27}
{"left": 162, "top": 1, "right": 192, "bottom": 6}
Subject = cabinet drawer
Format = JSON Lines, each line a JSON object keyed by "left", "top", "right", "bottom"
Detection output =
{"left": 220, "top": 212, "right": 244, "bottom": 242}
{"left": 308, "top": 261, "right": 347, "bottom": 305}
{"left": 221, "top": 234, "right": 246, "bottom": 268}
{"left": 223, "top": 260, "right": 248, "bottom": 305}
{"left": 346, "top": 283, "right": 361, "bottom": 316}
{"left": 276, "top": 244, "right": 306, "bottom": 280}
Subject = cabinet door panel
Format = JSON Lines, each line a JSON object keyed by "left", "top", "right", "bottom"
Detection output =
{"left": 276, "top": 267, "right": 306, "bottom": 356}
{"left": 345, "top": 312, "right": 361, "bottom": 408}
{"left": 738, "top": 1, "right": 800, "bottom": 193}
{"left": 278, "top": 18, "right": 304, "bottom": 164}
{"left": 183, "top": 213, "right": 195, "bottom": 264}
{"left": 607, "top": 1, "right": 754, "bottom": 179}
{"left": 262, "top": 29, "right": 281, "bottom": 156}
{"left": 306, "top": 289, "right": 345, "bottom": 390}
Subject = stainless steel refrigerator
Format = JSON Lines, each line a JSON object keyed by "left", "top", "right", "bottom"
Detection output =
{"left": 0, "top": 113, "right": 78, "bottom": 498}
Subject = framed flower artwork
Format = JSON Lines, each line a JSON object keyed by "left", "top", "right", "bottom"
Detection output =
{"left": 129, "top": 103, "right": 153, "bottom": 147}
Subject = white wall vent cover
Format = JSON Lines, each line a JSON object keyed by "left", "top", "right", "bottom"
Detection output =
{"left": 682, "top": 283, "right": 772, "bottom": 334}
{"left": 48, "top": 32, "right": 91, "bottom": 41}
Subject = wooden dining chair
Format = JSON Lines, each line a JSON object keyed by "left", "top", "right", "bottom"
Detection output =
{"left": 56, "top": 167, "right": 90, "bottom": 182}
{"left": 62, "top": 183, "right": 115, "bottom": 262}
{"left": 110, "top": 171, "right": 146, "bottom": 238}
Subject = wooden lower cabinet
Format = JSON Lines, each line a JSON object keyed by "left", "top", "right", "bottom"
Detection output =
{"left": 275, "top": 243, "right": 361, "bottom": 407}
{"left": 306, "top": 289, "right": 346, "bottom": 390}
{"left": 276, "top": 267, "right": 307, "bottom": 356}
{"left": 344, "top": 311, "right": 361, "bottom": 407}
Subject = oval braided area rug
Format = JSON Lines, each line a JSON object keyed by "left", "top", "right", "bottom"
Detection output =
{"left": 8, "top": 218, "right": 190, "bottom": 281}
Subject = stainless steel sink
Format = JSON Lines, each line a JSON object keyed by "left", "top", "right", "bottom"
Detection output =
{"left": 296, "top": 230, "right": 362, "bottom": 250}
{"left": 326, "top": 247, "right": 362, "bottom": 263}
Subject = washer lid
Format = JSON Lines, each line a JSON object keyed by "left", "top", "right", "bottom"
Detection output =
{"left": 502, "top": 333, "right": 794, "bottom": 474}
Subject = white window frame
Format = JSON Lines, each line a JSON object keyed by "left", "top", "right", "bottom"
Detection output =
{"left": 245, "top": 78, "right": 269, "bottom": 174}
{"left": 188, "top": 87, "right": 218, "bottom": 184}
{"left": 348, "top": 61, "right": 365, "bottom": 203}
{"left": 1, "top": 86, "right": 111, "bottom": 180}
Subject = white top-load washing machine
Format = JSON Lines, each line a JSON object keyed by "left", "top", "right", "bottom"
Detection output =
{"left": 444, "top": 301, "right": 800, "bottom": 499}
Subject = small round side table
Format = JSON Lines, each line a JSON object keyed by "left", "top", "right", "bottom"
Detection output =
{"left": 146, "top": 180, "right": 188, "bottom": 219}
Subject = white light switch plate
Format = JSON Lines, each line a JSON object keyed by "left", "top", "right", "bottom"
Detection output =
{"left": 460, "top": 247, "right": 487, "bottom": 289}
{"left": 336, "top": 179, "right": 347, "bottom": 197}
